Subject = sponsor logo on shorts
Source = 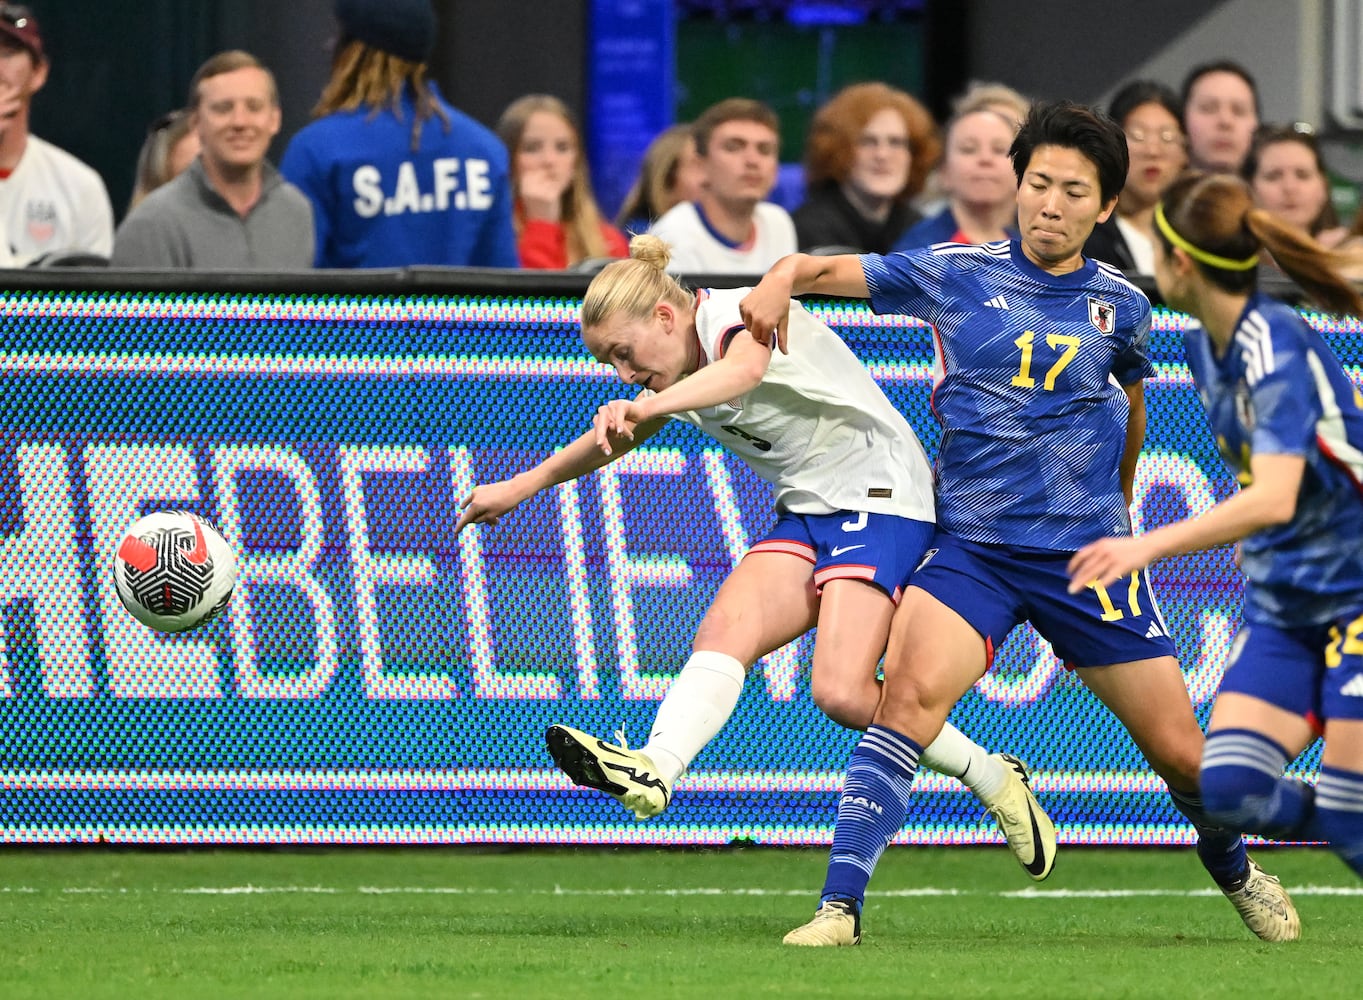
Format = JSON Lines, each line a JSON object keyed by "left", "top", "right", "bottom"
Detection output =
{"left": 830, "top": 544, "right": 865, "bottom": 558}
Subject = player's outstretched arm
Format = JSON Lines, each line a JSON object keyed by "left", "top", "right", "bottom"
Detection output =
{"left": 455, "top": 423, "right": 663, "bottom": 534}
{"left": 740, "top": 253, "right": 869, "bottom": 353}
{"left": 1067, "top": 452, "right": 1305, "bottom": 590}
{"left": 597, "top": 337, "right": 771, "bottom": 448}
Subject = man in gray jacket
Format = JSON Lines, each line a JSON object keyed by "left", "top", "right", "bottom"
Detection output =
{"left": 112, "top": 50, "right": 313, "bottom": 269}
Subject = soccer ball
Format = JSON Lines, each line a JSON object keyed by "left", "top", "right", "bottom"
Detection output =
{"left": 113, "top": 511, "right": 238, "bottom": 632}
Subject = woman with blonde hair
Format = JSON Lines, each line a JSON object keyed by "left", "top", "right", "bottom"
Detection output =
{"left": 1070, "top": 170, "right": 1363, "bottom": 881}
{"left": 792, "top": 82, "right": 941, "bottom": 254}
{"left": 457, "top": 234, "right": 1053, "bottom": 878}
{"left": 497, "top": 94, "right": 628, "bottom": 269}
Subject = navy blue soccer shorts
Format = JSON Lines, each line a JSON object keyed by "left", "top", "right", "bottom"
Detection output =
{"left": 748, "top": 510, "right": 936, "bottom": 604}
{"left": 1219, "top": 613, "right": 1363, "bottom": 725}
{"left": 910, "top": 531, "right": 1178, "bottom": 668}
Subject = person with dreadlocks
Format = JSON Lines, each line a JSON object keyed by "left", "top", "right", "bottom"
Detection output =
{"left": 280, "top": 0, "right": 517, "bottom": 268}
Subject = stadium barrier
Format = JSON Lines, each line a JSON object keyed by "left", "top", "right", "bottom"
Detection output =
{"left": 0, "top": 266, "right": 1343, "bottom": 847}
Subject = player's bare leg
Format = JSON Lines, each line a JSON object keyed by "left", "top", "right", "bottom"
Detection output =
{"left": 549, "top": 551, "right": 816, "bottom": 818}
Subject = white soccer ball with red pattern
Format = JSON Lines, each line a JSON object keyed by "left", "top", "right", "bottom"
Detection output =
{"left": 113, "top": 511, "right": 237, "bottom": 632}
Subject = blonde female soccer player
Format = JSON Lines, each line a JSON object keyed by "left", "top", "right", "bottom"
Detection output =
{"left": 456, "top": 233, "right": 1056, "bottom": 880}
{"left": 1070, "top": 170, "right": 1363, "bottom": 881}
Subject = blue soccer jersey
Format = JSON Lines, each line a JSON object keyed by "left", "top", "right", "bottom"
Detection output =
{"left": 862, "top": 241, "right": 1154, "bottom": 551}
{"left": 1183, "top": 291, "right": 1363, "bottom": 627}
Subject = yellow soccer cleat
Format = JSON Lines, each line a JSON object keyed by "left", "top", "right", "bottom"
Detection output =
{"left": 983, "top": 753, "right": 1058, "bottom": 881}
{"left": 782, "top": 898, "right": 861, "bottom": 947}
{"left": 545, "top": 724, "right": 672, "bottom": 819}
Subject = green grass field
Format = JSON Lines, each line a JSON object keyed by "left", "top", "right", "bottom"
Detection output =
{"left": 1, "top": 846, "right": 1360, "bottom": 998}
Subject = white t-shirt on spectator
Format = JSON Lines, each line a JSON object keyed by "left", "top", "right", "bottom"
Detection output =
{"left": 0, "top": 135, "right": 114, "bottom": 266}
{"left": 648, "top": 200, "right": 797, "bottom": 274}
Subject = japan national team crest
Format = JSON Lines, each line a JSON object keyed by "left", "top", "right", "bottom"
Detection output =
{"left": 1088, "top": 297, "right": 1116, "bottom": 333}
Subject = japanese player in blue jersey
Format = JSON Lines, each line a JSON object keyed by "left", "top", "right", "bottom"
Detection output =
{"left": 741, "top": 101, "right": 1299, "bottom": 946}
{"left": 456, "top": 234, "right": 1057, "bottom": 878}
{"left": 1070, "top": 170, "right": 1363, "bottom": 883}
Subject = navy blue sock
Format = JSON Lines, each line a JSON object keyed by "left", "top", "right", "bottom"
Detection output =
{"left": 1168, "top": 785, "right": 1249, "bottom": 889}
{"left": 820, "top": 725, "right": 922, "bottom": 906}
{"left": 1315, "top": 765, "right": 1363, "bottom": 879}
{"left": 1200, "top": 728, "right": 1314, "bottom": 839}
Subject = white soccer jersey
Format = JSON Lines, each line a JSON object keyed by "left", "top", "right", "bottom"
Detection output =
{"left": 665, "top": 286, "right": 935, "bottom": 522}
{"left": 648, "top": 201, "right": 797, "bottom": 275}
{"left": 0, "top": 135, "right": 114, "bottom": 266}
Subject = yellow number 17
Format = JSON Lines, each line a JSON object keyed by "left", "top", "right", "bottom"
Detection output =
{"left": 1012, "top": 331, "right": 1081, "bottom": 390}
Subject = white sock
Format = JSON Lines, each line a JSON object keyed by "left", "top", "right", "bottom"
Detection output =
{"left": 920, "top": 721, "right": 1009, "bottom": 800}
{"left": 641, "top": 650, "right": 747, "bottom": 785}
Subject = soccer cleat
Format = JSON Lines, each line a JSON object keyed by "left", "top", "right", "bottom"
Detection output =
{"left": 1221, "top": 858, "right": 1301, "bottom": 942}
{"left": 982, "top": 753, "right": 1057, "bottom": 881}
{"left": 545, "top": 724, "right": 672, "bottom": 819}
{"left": 782, "top": 898, "right": 861, "bottom": 947}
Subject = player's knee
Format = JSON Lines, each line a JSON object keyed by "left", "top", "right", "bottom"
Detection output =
{"left": 874, "top": 671, "right": 940, "bottom": 732}
{"left": 810, "top": 676, "right": 874, "bottom": 730}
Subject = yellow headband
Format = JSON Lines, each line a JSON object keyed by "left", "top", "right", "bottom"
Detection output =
{"left": 1154, "top": 202, "right": 1260, "bottom": 271}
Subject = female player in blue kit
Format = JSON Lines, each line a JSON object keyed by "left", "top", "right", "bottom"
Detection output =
{"left": 456, "top": 233, "right": 1055, "bottom": 879}
{"left": 1070, "top": 170, "right": 1363, "bottom": 883}
{"left": 741, "top": 101, "right": 1298, "bottom": 945}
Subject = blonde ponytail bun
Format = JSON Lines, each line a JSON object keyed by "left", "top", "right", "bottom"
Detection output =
{"left": 629, "top": 233, "right": 672, "bottom": 271}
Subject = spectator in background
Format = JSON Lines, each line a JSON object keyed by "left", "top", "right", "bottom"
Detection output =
{"left": 496, "top": 94, "right": 628, "bottom": 270}
{"left": 1085, "top": 80, "right": 1187, "bottom": 274}
{"left": 614, "top": 123, "right": 705, "bottom": 236}
{"left": 648, "top": 97, "right": 796, "bottom": 274}
{"left": 953, "top": 80, "right": 1031, "bottom": 132}
{"left": 792, "top": 82, "right": 940, "bottom": 254}
{"left": 1181, "top": 60, "right": 1260, "bottom": 175}
{"left": 914, "top": 81, "right": 1030, "bottom": 219}
{"left": 0, "top": 7, "right": 113, "bottom": 266}
{"left": 280, "top": 0, "right": 517, "bottom": 269}
{"left": 127, "top": 109, "right": 200, "bottom": 214}
{"left": 892, "top": 105, "right": 1018, "bottom": 251}
{"left": 111, "top": 50, "right": 313, "bottom": 269}
{"left": 1243, "top": 124, "right": 1351, "bottom": 248}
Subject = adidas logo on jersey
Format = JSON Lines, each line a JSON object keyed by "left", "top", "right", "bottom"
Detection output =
{"left": 984, "top": 295, "right": 1010, "bottom": 309}
{"left": 1341, "top": 674, "right": 1363, "bottom": 698}
{"left": 1145, "top": 621, "right": 1165, "bottom": 639}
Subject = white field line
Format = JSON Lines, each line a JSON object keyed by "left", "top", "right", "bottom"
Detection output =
{"left": 0, "top": 884, "right": 1359, "bottom": 898}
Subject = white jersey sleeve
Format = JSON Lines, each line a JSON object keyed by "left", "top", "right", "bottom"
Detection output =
{"left": 671, "top": 287, "right": 935, "bottom": 522}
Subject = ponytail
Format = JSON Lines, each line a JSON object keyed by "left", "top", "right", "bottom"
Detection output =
{"left": 1158, "top": 171, "right": 1363, "bottom": 319}
{"left": 1243, "top": 208, "right": 1363, "bottom": 319}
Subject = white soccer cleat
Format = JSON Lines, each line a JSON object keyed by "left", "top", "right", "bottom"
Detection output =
{"left": 982, "top": 753, "right": 1057, "bottom": 881}
{"left": 782, "top": 898, "right": 861, "bottom": 947}
{"left": 545, "top": 724, "right": 672, "bottom": 819}
{"left": 1222, "top": 858, "right": 1301, "bottom": 942}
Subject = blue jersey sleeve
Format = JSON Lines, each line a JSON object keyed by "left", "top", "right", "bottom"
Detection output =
{"left": 1111, "top": 293, "right": 1155, "bottom": 386}
{"left": 1244, "top": 315, "right": 1321, "bottom": 456}
{"left": 860, "top": 250, "right": 941, "bottom": 323}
